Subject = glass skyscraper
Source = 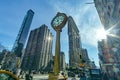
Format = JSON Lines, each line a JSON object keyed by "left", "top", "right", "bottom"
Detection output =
{"left": 12, "top": 9, "right": 34, "bottom": 57}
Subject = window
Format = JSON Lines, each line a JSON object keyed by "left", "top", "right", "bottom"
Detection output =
{"left": 107, "top": 11, "right": 110, "bottom": 17}
{"left": 108, "top": 6, "right": 111, "bottom": 11}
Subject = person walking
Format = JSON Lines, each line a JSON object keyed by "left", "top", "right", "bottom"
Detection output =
{"left": 81, "top": 73, "right": 86, "bottom": 80}
{"left": 25, "top": 71, "right": 33, "bottom": 80}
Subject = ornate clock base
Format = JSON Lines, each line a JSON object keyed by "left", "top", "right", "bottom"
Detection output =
{"left": 48, "top": 72, "right": 68, "bottom": 80}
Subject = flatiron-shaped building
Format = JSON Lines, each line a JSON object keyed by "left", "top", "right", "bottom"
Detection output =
{"left": 68, "top": 16, "right": 82, "bottom": 68}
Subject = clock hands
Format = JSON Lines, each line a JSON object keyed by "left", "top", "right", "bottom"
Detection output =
{"left": 53, "top": 16, "right": 64, "bottom": 27}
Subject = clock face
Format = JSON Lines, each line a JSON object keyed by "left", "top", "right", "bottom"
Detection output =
{"left": 52, "top": 15, "right": 64, "bottom": 27}
{"left": 51, "top": 12, "right": 67, "bottom": 31}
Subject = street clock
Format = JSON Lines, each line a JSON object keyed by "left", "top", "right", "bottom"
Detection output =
{"left": 51, "top": 12, "right": 67, "bottom": 31}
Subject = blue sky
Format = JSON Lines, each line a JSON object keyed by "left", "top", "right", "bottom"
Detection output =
{"left": 0, "top": 0, "right": 103, "bottom": 67}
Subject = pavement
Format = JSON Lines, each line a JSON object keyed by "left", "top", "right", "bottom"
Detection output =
{"left": 20, "top": 74, "right": 48, "bottom": 80}
{"left": 19, "top": 74, "right": 80, "bottom": 80}
{"left": 20, "top": 78, "right": 80, "bottom": 80}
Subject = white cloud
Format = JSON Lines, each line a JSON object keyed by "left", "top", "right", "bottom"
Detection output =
{"left": 52, "top": 0, "right": 102, "bottom": 47}
{"left": 49, "top": 0, "right": 102, "bottom": 66}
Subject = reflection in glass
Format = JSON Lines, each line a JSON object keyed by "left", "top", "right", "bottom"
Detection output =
{"left": 0, "top": 73, "right": 15, "bottom": 80}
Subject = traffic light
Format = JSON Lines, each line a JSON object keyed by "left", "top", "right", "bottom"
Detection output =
{"left": 80, "top": 63, "right": 85, "bottom": 67}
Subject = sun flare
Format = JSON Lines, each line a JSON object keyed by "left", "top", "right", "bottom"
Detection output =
{"left": 96, "top": 28, "right": 107, "bottom": 40}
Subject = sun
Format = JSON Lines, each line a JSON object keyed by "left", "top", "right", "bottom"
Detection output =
{"left": 48, "top": 37, "right": 52, "bottom": 41}
{"left": 96, "top": 28, "right": 107, "bottom": 40}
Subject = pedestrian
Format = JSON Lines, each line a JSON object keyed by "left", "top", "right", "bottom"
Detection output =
{"left": 81, "top": 73, "right": 86, "bottom": 80}
{"left": 25, "top": 71, "right": 33, "bottom": 80}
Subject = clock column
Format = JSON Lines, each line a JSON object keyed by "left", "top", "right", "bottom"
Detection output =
{"left": 49, "top": 12, "right": 67, "bottom": 80}
{"left": 54, "top": 30, "right": 61, "bottom": 74}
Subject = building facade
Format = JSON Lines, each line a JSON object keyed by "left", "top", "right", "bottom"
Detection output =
{"left": 21, "top": 24, "right": 53, "bottom": 72}
{"left": 81, "top": 49, "right": 92, "bottom": 69}
{"left": 94, "top": 0, "right": 120, "bottom": 79}
{"left": 60, "top": 52, "right": 66, "bottom": 71}
{"left": 98, "top": 39, "right": 120, "bottom": 79}
{"left": 68, "top": 16, "right": 82, "bottom": 68}
{"left": 12, "top": 9, "right": 34, "bottom": 57}
{"left": 0, "top": 50, "right": 20, "bottom": 73}
{"left": 81, "top": 49, "right": 89, "bottom": 62}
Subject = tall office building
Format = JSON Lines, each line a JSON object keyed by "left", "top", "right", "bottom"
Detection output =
{"left": 68, "top": 16, "right": 82, "bottom": 68}
{"left": 81, "top": 49, "right": 89, "bottom": 62}
{"left": 12, "top": 9, "right": 34, "bottom": 57}
{"left": 21, "top": 24, "right": 53, "bottom": 71}
{"left": 81, "top": 49, "right": 91, "bottom": 68}
{"left": 94, "top": 0, "right": 120, "bottom": 31}
{"left": 98, "top": 39, "right": 120, "bottom": 79}
{"left": 94, "top": 0, "right": 120, "bottom": 79}
{"left": 60, "top": 52, "right": 66, "bottom": 71}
